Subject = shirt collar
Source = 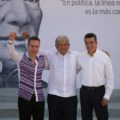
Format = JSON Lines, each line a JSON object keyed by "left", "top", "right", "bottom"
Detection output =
{"left": 56, "top": 50, "right": 71, "bottom": 57}
{"left": 86, "top": 48, "right": 99, "bottom": 56}
{"left": 26, "top": 52, "right": 39, "bottom": 60}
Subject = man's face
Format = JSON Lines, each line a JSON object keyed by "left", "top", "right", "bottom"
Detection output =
{"left": 84, "top": 37, "right": 97, "bottom": 54}
{"left": 28, "top": 40, "right": 40, "bottom": 57}
{"left": 56, "top": 40, "right": 70, "bottom": 55}
{"left": 0, "top": 0, "right": 42, "bottom": 40}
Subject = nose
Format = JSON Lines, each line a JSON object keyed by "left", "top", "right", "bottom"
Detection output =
{"left": 5, "top": 0, "right": 31, "bottom": 26}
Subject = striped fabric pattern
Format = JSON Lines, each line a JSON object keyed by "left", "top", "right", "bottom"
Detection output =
{"left": 18, "top": 54, "right": 45, "bottom": 101}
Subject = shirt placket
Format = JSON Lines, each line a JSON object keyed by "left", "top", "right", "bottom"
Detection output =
{"left": 34, "top": 60, "right": 38, "bottom": 101}
{"left": 89, "top": 57, "right": 93, "bottom": 86}
{"left": 64, "top": 56, "right": 67, "bottom": 97}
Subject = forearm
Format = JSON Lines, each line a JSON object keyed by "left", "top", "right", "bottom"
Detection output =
{"left": 8, "top": 41, "right": 22, "bottom": 63}
{"left": 104, "top": 84, "right": 114, "bottom": 100}
{"left": 103, "top": 57, "right": 114, "bottom": 100}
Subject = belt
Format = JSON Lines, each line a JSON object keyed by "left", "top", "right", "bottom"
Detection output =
{"left": 81, "top": 85, "right": 104, "bottom": 90}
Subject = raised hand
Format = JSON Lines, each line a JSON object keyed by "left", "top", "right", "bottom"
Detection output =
{"left": 9, "top": 32, "right": 16, "bottom": 41}
{"left": 22, "top": 32, "right": 30, "bottom": 40}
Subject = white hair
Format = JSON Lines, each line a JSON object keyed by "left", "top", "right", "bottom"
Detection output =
{"left": 55, "top": 35, "right": 70, "bottom": 45}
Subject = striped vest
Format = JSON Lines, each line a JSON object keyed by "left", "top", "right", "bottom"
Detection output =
{"left": 18, "top": 54, "right": 45, "bottom": 101}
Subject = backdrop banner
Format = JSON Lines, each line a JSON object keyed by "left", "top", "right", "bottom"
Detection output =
{"left": 0, "top": 0, "right": 120, "bottom": 88}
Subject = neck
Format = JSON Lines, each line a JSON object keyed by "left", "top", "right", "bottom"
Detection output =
{"left": 88, "top": 49, "right": 97, "bottom": 57}
{"left": 61, "top": 53, "right": 66, "bottom": 56}
{"left": 28, "top": 52, "right": 37, "bottom": 59}
{"left": 58, "top": 51, "right": 68, "bottom": 56}
{"left": 88, "top": 52, "right": 94, "bottom": 57}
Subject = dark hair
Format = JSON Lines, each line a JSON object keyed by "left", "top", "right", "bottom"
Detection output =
{"left": 28, "top": 36, "right": 40, "bottom": 45}
{"left": 84, "top": 33, "right": 97, "bottom": 43}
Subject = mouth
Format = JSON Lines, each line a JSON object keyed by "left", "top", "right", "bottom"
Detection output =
{"left": 0, "top": 36, "right": 24, "bottom": 41}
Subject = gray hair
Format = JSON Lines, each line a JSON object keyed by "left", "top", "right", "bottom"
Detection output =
{"left": 55, "top": 35, "right": 70, "bottom": 45}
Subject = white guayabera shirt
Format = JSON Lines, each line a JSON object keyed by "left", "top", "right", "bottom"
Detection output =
{"left": 41, "top": 50, "right": 81, "bottom": 97}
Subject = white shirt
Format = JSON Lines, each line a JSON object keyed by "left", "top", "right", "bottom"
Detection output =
{"left": 42, "top": 50, "right": 80, "bottom": 97}
{"left": 78, "top": 49, "right": 114, "bottom": 100}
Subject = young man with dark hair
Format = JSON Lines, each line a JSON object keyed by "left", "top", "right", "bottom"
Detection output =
{"left": 8, "top": 32, "right": 48, "bottom": 120}
{"left": 78, "top": 33, "right": 114, "bottom": 120}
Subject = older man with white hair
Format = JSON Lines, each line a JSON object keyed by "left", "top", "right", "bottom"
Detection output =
{"left": 41, "top": 35, "right": 80, "bottom": 120}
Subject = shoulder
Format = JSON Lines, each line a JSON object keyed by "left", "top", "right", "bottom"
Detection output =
{"left": 70, "top": 50, "right": 82, "bottom": 56}
{"left": 97, "top": 49, "right": 109, "bottom": 58}
{"left": 96, "top": 49, "right": 111, "bottom": 63}
{"left": 39, "top": 55, "right": 46, "bottom": 59}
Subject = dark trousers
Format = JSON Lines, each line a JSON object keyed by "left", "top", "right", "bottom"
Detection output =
{"left": 80, "top": 85, "right": 108, "bottom": 120}
{"left": 47, "top": 94, "right": 77, "bottom": 120}
{"left": 18, "top": 96, "right": 44, "bottom": 120}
